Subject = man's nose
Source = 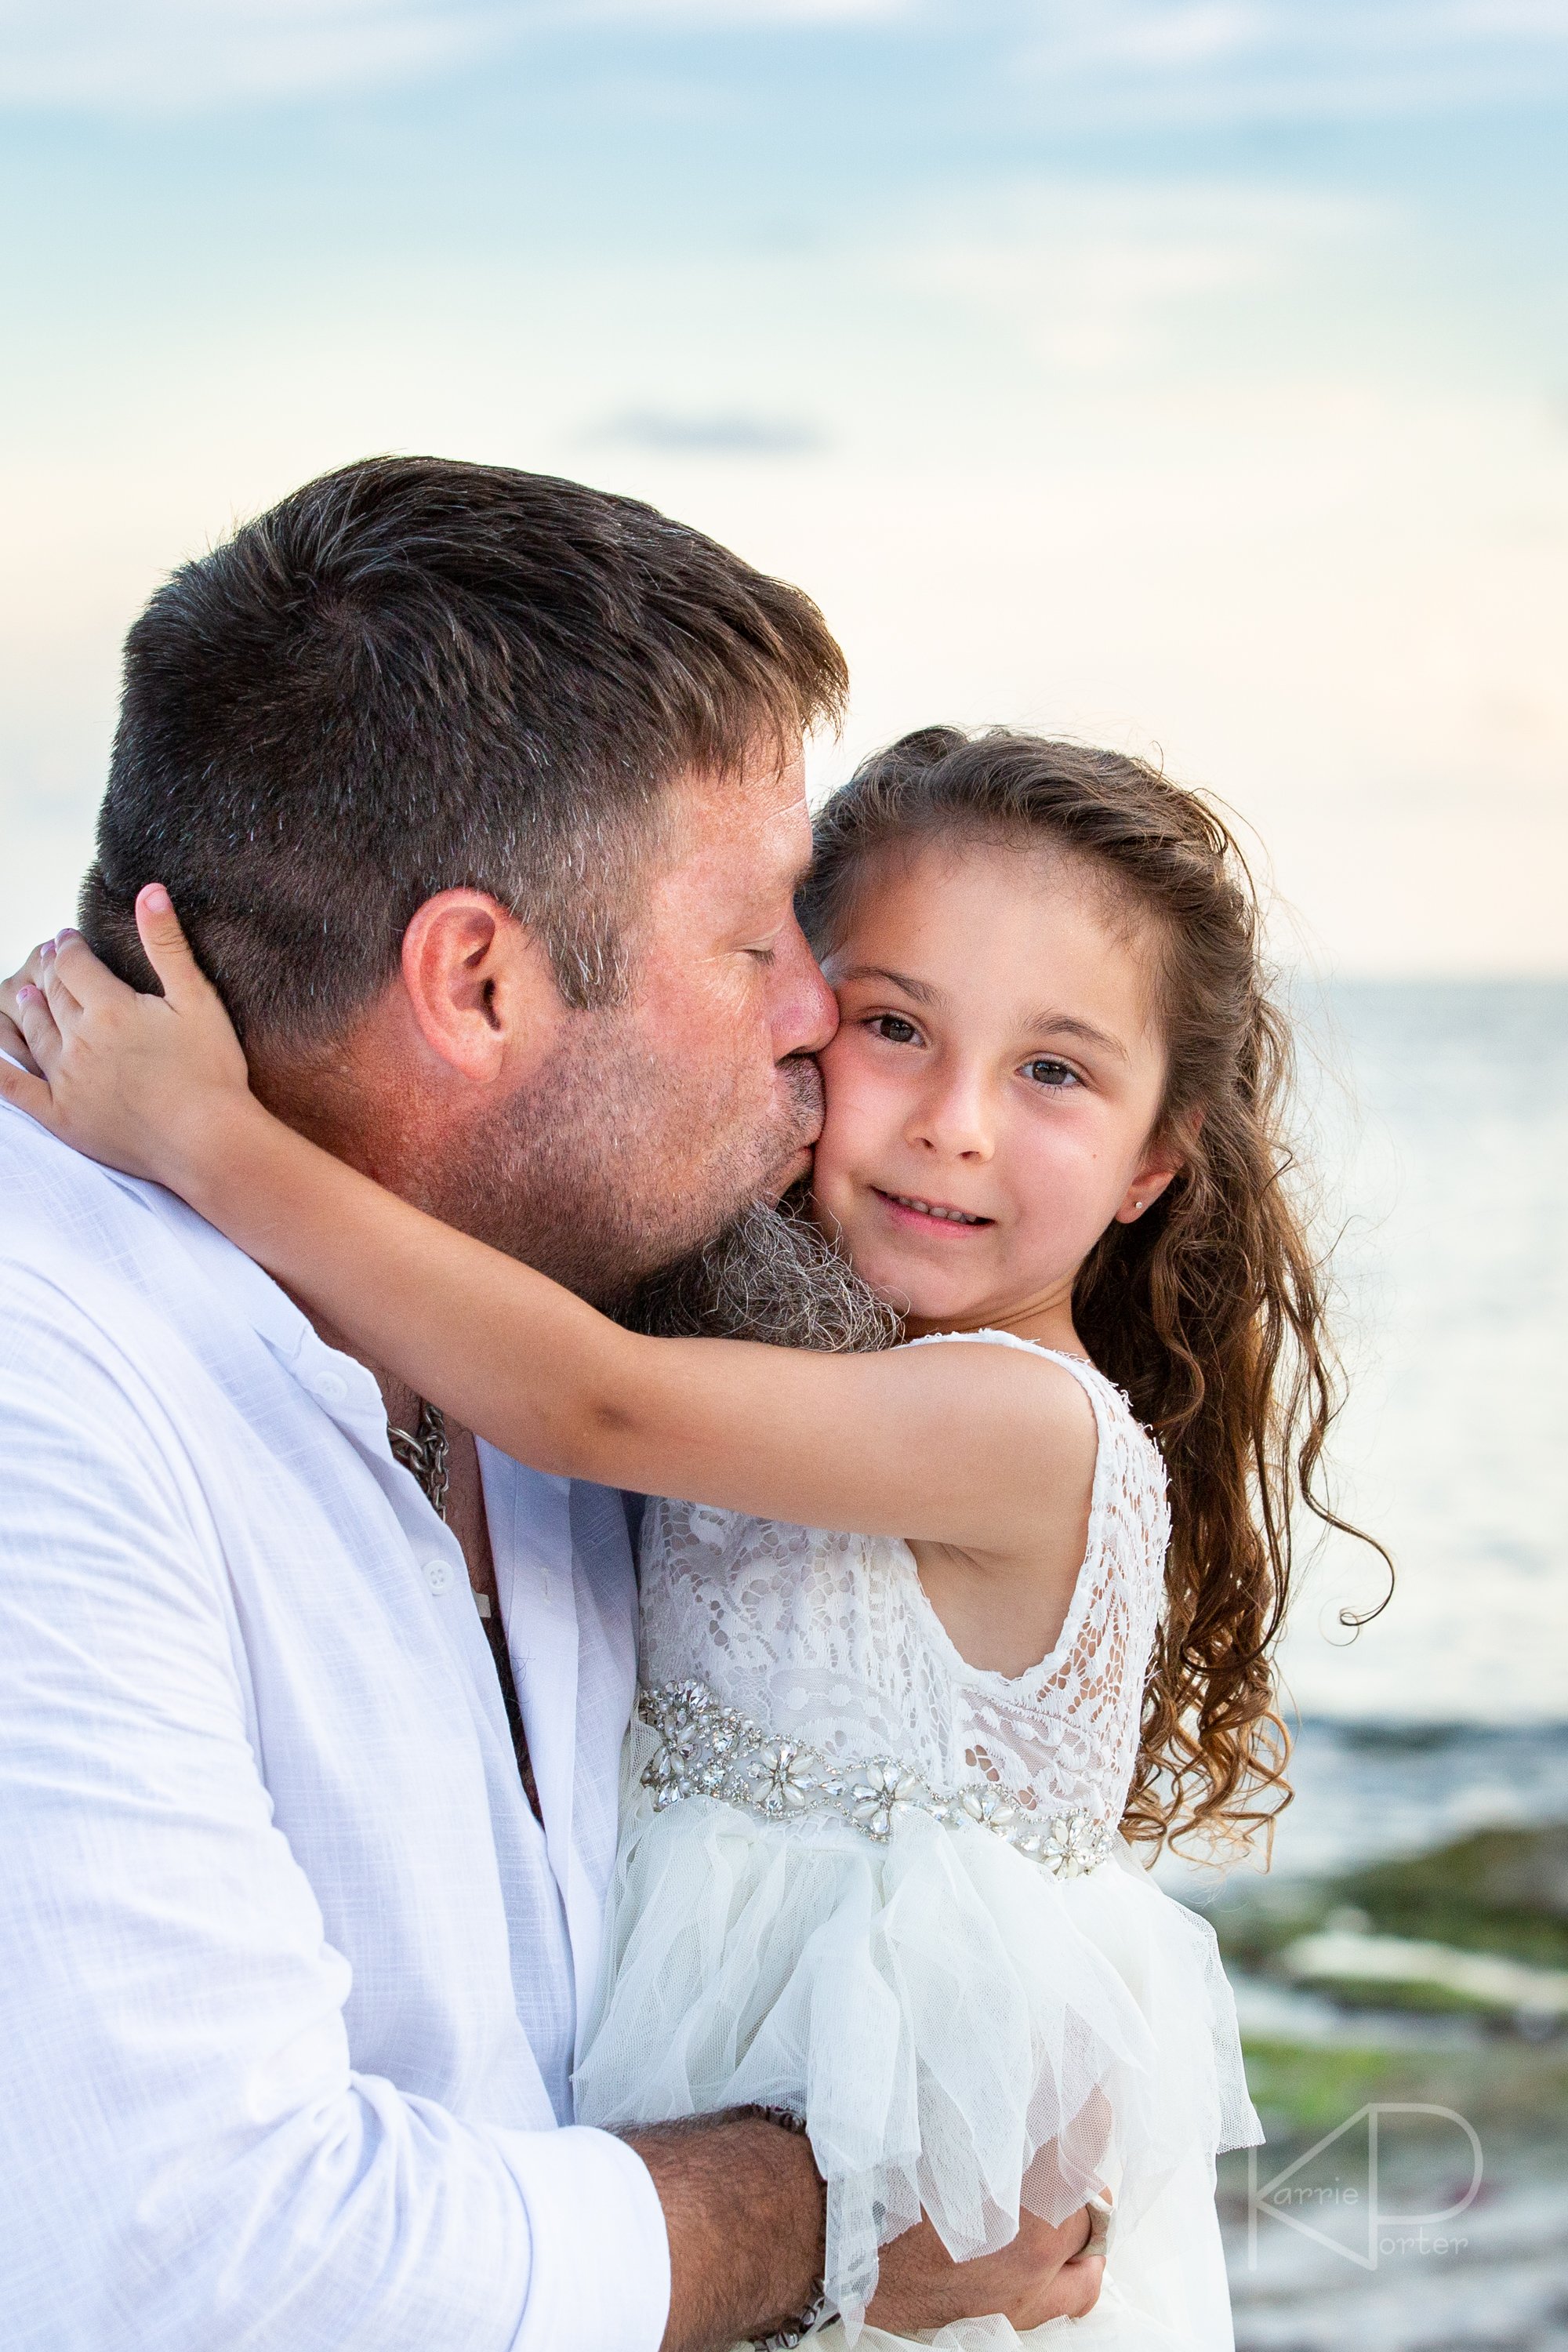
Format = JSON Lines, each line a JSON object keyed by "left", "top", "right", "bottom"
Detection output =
{"left": 771, "top": 918, "right": 838, "bottom": 1062}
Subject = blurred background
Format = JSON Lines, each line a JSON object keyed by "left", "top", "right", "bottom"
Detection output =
{"left": 4, "top": 4, "right": 1566, "bottom": 2341}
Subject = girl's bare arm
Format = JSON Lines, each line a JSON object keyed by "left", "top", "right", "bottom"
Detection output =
{"left": 0, "top": 898, "right": 1095, "bottom": 1563}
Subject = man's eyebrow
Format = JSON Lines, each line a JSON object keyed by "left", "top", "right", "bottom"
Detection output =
{"left": 836, "top": 964, "right": 942, "bottom": 1007}
{"left": 1027, "top": 1013, "right": 1130, "bottom": 1062}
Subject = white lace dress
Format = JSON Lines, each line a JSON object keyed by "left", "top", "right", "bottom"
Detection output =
{"left": 575, "top": 1335, "right": 1260, "bottom": 2348}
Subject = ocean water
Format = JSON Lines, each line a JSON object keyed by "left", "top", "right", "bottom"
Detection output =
{"left": 1157, "top": 981, "right": 1568, "bottom": 1889}
{"left": 1181, "top": 1715, "right": 1568, "bottom": 1894}
{"left": 1202, "top": 985, "right": 1568, "bottom": 2347}
{"left": 1269, "top": 979, "right": 1568, "bottom": 1734}
{"left": 1254, "top": 1715, "right": 1568, "bottom": 1881}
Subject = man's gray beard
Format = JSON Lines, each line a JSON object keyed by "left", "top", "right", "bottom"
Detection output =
{"left": 620, "top": 1187, "right": 902, "bottom": 1353}
{"left": 411, "top": 1005, "right": 891, "bottom": 1347}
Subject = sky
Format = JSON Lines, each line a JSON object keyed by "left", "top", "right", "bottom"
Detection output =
{"left": 2, "top": 0, "right": 1566, "bottom": 974}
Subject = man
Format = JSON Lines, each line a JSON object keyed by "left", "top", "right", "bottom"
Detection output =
{"left": 0, "top": 458, "right": 1102, "bottom": 2349}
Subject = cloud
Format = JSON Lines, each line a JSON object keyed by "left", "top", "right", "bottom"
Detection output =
{"left": 1011, "top": 0, "right": 1568, "bottom": 127}
{"left": 0, "top": 0, "right": 492, "bottom": 109}
{"left": 0, "top": 0, "right": 898, "bottom": 112}
{"left": 587, "top": 407, "right": 828, "bottom": 456}
{"left": 6, "top": 0, "right": 1568, "bottom": 117}
{"left": 883, "top": 179, "right": 1389, "bottom": 377}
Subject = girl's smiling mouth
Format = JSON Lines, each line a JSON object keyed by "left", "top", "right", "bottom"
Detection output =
{"left": 873, "top": 1189, "right": 994, "bottom": 1230}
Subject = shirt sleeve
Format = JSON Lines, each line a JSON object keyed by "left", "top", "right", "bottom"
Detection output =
{"left": 0, "top": 1262, "right": 670, "bottom": 2352}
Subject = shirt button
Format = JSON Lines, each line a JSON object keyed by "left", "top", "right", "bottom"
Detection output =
{"left": 313, "top": 1370, "right": 348, "bottom": 1404}
{"left": 423, "top": 1560, "right": 452, "bottom": 1595}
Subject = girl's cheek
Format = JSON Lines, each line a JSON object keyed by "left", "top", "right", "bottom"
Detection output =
{"left": 811, "top": 1062, "right": 865, "bottom": 1198}
{"left": 810, "top": 1113, "right": 849, "bottom": 1199}
{"left": 818, "top": 1036, "right": 887, "bottom": 1150}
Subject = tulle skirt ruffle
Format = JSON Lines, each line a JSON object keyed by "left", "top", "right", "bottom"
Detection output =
{"left": 575, "top": 1752, "right": 1259, "bottom": 2349}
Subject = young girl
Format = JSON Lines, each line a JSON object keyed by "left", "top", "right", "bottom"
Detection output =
{"left": 4, "top": 729, "right": 1350, "bottom": 2349}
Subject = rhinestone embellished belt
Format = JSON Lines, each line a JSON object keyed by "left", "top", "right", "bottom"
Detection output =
{"left": 637, "top": 1679, "right": 1115, "bottom": 1878}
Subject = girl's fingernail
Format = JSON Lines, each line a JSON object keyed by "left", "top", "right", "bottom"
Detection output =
{"left": 142, "top": 884, "right": 172, "bottom": 914}
{"left": 16, "top": 984, "right": 37, "bottom": 1004}
{"left": 55, "top": 927, "right": 78, "bottom": 945}
{"left": 38, "top": 940, "right": 56, "bottom": 963}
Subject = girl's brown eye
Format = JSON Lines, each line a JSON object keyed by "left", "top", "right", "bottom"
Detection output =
{"left": 1025, "top": 1057, "right": 1079, "bottom": 1089}
{"left": 871, "top": 1015, "right": 920, "bottom": 1045}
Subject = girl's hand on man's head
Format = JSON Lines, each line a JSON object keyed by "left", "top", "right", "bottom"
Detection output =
{"left": 0, "top": 887, "right": 256, "bottom": 1188}
{"left": 0, "top": 939, "right": 49, "bottom": 1075}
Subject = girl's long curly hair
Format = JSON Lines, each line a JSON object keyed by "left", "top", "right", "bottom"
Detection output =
{"left": 800, "top": 727, "right": 1390, "bottom": 1857}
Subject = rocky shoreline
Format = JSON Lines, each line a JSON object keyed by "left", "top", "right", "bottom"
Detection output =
{"left": 1203, "top": 1819, "right": 1568, "bottom": 2350}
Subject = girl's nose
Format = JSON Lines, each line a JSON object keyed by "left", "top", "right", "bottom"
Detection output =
{"left": 906, "top": 1068, "right": 995, "bottom": 1161}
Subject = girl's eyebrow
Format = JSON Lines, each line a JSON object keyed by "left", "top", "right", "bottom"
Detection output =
{"left": 837, "top": 963, "right": 942, "bottom": 1007}
{"left": 1027, "top": 1013, "right": 1130, "bottom": 1062}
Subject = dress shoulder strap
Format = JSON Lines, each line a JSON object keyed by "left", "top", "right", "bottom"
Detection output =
{"left": 901, "top": 1327, "right": 1131, "bottom": 1432}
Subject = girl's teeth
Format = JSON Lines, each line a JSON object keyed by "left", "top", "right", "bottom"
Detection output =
{"left": 896, "top": 1195, "right": 982, "bottom": 1225}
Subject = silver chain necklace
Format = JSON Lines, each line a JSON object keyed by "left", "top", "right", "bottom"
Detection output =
{"left": 390, "top": 1399, "right": 538, "bottom": 1809}
{"left": 387, "top": 1400, "right": 450, "bottom": 1522}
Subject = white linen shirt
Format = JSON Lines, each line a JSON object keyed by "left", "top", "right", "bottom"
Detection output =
{"left": 0, "top": 1099, "right": 670, "bottom": 2352}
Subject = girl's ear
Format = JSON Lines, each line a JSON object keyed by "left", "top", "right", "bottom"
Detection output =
{"left": 1115, "top": 1112, "right": 1200, "bottom": 1225}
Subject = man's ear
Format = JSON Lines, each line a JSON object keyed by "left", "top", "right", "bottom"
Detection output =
{"left": 400, "top": 891, "right": 565, "bottom": 1086}
{"left": 1113, "top": 1112, "right": 1200, "bottom": 1225}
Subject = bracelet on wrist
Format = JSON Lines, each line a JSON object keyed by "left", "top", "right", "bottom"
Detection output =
{"left": 754, "top": 2284, "right": 829, "bottom": 2350}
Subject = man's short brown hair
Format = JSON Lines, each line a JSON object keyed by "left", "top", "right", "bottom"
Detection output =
{"left": 82, "top": 456, "right": 847, "bottom": 1040}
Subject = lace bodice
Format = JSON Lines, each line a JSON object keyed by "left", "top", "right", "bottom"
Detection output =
{"left": 637, "top": 1333, "right": 1171, "bottom": 1827}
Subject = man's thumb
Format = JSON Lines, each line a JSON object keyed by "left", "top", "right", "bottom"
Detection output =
{"left": 134, "top": 884, "right": 208, "bottom": 1007}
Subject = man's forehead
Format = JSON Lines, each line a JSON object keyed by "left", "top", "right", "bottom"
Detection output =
{"left": 669, "top": 746, "right": 811, "bottom": 866}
